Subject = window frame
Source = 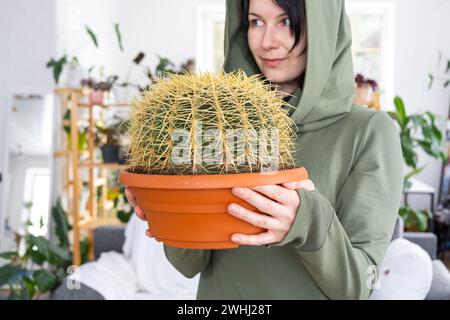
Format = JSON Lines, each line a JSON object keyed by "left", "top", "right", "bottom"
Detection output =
{"left": 196, "top": 4, "right": 226, "bottom": 73}
{"left": 346, "top": 1, "right": 396, "bottom": 110}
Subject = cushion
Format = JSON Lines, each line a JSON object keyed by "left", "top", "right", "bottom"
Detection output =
{"left": 122, "top": 214, "right": 199, "bottom": 299}
{"left": 369, "top": 238, "right": 433, "bottom": 300}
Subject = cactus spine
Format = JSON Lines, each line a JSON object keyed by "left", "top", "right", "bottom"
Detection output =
{"left": 127, "top": 71, "right": 297, "bottom": 175}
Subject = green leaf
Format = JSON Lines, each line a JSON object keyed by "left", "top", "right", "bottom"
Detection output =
{"left": 0, "top": 264, "right": 22, "bottom": 286}
{"left": 46, "top": 55, "right": 68, "bottom": 84}
{"left": 114, "top": 23, "right": 124, "bottom": 52}
{"left": 26, "top": 235, "right": 69, "bottom": 266}
{"left": 444, "top": 79, "right": 450, "bottom": 88}
{"left": 54, "top": 267, "right": 67, "bottom": 283}
{"left": 428, "top": 74, "right": 434, "bottom": 90}
{"left": 425, "top": 111, "right": 436, "bottom": 123}
{"left": 19, "top": 284, "right": 31, "bottom": 300}
{"left": 421, "top": 122, "right": 433, "bottom": 141}
{"left": 394, "top": 96, "right": 407, "bottom": 129}
{"left": 80, "top": 237, "right": 90, "bottom": 265}
{"left": 404, "top": 166, "right": 425, "bottom": 182}
{"left": 23, "top": 276, "right": 36, "bottom": 299}
{"left": 0, "top": 251, "right": 19, "bottom": 259}
{"left": 398, "top": 207, "right": 410, "bottom": 219}
{"left": 439, "top": 150, "right": 448, "bottom": 161}
{"left": 415, "top": 210, "right": 429, "bottom": 232}
{"left": 410, "top": 115, "right": 423, "bottom": 130}
{"left": 400, "top": 133, "right": 417, "bottom": 168}
{"left": 403, "top": 179, "right": 412, "bottom": 190}
{"left": 431, "top": 124, "right": 442, "bottom": 142}
{"left": 52, "top": 198, "right": 71, "bottom": 250}
{"left": 387, "top": 111, "right": 397, "bottom": 121}
{"left": 86, "top": 26, "right": 99, "bottom": 48}
{"left": 8, "top": 283, "right": 20, "bottom": 300}
{"left": 33, "top": 270, "right": 57, "bottom": 292}
{"left": 417, "top": 139, "right": 434, "bottom": 156}
{"left": 47, "top": 241, "right": 71, "bottom": 265}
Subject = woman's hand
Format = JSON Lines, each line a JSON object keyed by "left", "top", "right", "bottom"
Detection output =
{"left": 124, "top": 187, "right": 154, "bottom": 238}
{"left": 227, "top": 179, "right": 316, "bottom": 246}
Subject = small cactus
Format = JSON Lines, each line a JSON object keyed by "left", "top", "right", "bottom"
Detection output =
{"left": 126, "top": 71, "right": 297, "bottom": 175}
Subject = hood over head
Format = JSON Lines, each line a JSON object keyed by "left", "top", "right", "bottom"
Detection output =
{"left": 223, "top": 0, "right": 355, "bottom": 132}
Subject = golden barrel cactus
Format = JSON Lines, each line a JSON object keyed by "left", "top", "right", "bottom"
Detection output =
{"left": 127, "top": 71, "right": 297, "bottom": 175}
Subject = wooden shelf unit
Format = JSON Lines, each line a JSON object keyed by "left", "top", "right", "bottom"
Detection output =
{"left": 54, "top": 88, "right": 130, "bottom": 265}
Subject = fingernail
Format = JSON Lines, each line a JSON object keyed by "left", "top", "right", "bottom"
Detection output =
{"left": 232, "top": 187, "right": 244, "bottom": 196}
{"left": 228, "top": 204, "right": 239, "bottom": 213}
{"left": 232, "top": 235, "right": 240, "bottom": 242}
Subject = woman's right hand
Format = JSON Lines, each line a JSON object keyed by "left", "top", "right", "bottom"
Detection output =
{"left": 125, "top": 187, "right": 154, "bottom": 238}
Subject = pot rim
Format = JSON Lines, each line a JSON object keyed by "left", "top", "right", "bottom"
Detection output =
{"left": 119, "top": 167, "right": 308, "bottom": 189}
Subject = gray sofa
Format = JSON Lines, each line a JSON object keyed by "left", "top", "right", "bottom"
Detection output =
{"left": 392, "top": 218, "right": 450, "bottom": 300}
{"left": 51, "top": 217, "right": 450, "bottom": 300}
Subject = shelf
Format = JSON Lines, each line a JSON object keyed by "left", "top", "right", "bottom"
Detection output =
{"left": 78, "top": 216, "right": 124, "bottom": 230}
{"left": 54, "top": 87, "right": 131, "bottom": 266}
{"left": 79, "top": 103, "right": 131, "bottom": 108}
{"left": 54, "top": 88, "right": 83, "bottom": 95}
{"left": 404, "top": 178, "right": 436, "bottom": 194}
{"left": 79, "top": 161, "right": 129, "bottom": 170}
{"left": 54, "top": 150, "right": 90, "bottom": 158}
{"left": 65, "top": 177, "right": 105, "bottom": 188}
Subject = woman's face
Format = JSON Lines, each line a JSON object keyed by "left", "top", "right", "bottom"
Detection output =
{"left": 247, "top": 0, "right": 307, "bottom": 92}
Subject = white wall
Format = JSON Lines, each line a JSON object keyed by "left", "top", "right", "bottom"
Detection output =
{"left": 0, "top": 0, "right": 57, "bottom": 249}
{"left": 56, "top": 0, "right": 225, "bottom": 86}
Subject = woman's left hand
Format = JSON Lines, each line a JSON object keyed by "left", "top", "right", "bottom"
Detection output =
{"left": 227, "top": 179, "right": 316, "bottom": 246}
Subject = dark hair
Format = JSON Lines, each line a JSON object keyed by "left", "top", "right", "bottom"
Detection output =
{"left": 239, "top": 0, "right": 307, "bottom": 53}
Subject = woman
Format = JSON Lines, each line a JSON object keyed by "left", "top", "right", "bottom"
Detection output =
{"left": 125, "top": 0, "right": 403, "bottom": 299}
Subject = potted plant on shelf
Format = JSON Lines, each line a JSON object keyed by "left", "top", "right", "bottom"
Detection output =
{"left": 118, "top": 71, "right": 308, "bottom": 249}
{"left": 62, "top": 110, "right": 88, "bottom": 152}
{"left": 354, "top": 73, "right": 380, "bottom": 111}
{"left": 97, "top": 115, "right": 129, "bottom": 164}
{"left": 81, "top": 74, "right": 119, "bottom": 105}
{"left": 137, "top": 55, "right": 195, "bottom": 93}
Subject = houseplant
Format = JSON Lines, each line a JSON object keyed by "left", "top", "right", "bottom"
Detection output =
{"left": 119, "top": 71, "right": 308, "bottom": 249}
{"left": 81, "top": 74, "right": 119, "bottom": 105}
{"left": 62, "top": 109, "right": 88, "bottom": 152}
{"left": 389, "top": 96, "right": 447, "bottom": 231}
{"left": 0, "top": 199, "right": 89, "bottom": 299}
{"left": 97, "top": 115, "right": 129, "bottom": 164}
{"left": 46, "top": 23, "right": 123, "bottom": 87}
{"left": 354, "top": 73, "right": 380, "bottom": 111}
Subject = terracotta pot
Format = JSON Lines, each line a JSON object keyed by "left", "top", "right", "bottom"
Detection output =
{"left": 89, "top": 90, "right": 104, "bottom": 105}
{"left": 353, "top": 84, "right": 373, "bottom": 106}
{"left": 119, "top": 167, "right": 308, "bottom": 249}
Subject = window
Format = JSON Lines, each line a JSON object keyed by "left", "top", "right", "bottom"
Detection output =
{"left": 22, "top": 168, "right": 51, "bottom": 236}
{"left": 346, "top": 1, "right": 396, "bottom": 109}
{"left": 196, "top": 5, "right": 226, "bottom": 73}
{"left": 197, "top": 1, "right": 395, "bottom": 108}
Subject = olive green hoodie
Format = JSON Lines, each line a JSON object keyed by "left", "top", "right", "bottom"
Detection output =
{"left": 164, "top": 0, "right": 403, "bottom": 299}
